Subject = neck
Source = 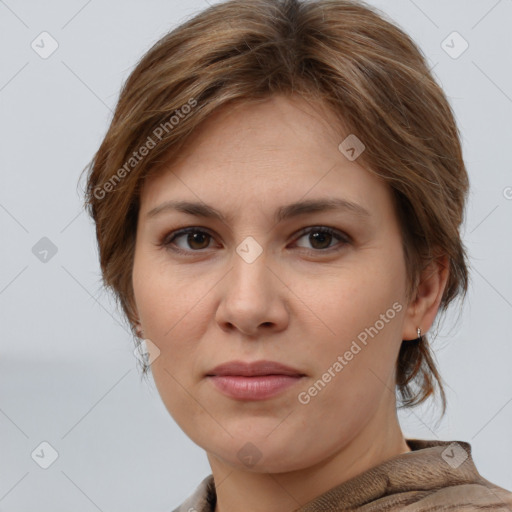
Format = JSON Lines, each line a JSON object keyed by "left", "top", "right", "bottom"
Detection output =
{"left": 209, "top": 404, "right": 410, "bottom": 512}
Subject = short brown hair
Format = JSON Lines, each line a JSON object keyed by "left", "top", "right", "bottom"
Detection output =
{"left": 83, "top": 0, "right": 470, "bottom": 416}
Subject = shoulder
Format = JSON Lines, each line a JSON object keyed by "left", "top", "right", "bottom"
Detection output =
{"left": 403, "top": 439, "right": 512, "bottom": 511}
{"left": 171, "top": 475, "right": 216, "bottom": 512}
{"left": 410, "top": 481, "right": 512, "bottom": 510}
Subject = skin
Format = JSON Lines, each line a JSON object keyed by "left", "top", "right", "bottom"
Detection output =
{"left": 131, "top": 94, "right": 449, "bottom": 512}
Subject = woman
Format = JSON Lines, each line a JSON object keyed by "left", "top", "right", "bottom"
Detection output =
{"left": 83, "top": 0, "right": 512, "bottom": 510}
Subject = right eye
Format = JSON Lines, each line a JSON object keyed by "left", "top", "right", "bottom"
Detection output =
{"left": 160, "top": 227, "right": 219, "bottom": 254}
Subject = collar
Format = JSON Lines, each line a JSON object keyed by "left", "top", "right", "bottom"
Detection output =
{"left": 173, "top": 439, "right": 507, "bottom": 512}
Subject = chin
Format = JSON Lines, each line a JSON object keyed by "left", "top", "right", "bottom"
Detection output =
{"left": 209, "top": 444, "right": 311, "bottom": 474}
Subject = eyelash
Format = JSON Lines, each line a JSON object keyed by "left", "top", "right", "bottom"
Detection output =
{"left": 158, "top": 226, "right": 351, "bottom": 256}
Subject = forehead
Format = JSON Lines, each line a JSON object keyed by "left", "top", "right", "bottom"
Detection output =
{"left": 175, "top": 94, "right": 346, "bottom": 163}
{"left": 139, "top": 95, "right": 392, "bottom": 219}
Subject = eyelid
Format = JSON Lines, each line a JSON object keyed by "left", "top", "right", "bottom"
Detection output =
{"left": 293, "top": 225, "right": 351, "bottom": 245}
{"left": 160, "top": 226, "right": 219, "bottom": 253}
{"left": 159, "top": 225, "right": 351, "bottom": 254}
{"left": 291, "top": 226, "right": 351, "bottom": 254}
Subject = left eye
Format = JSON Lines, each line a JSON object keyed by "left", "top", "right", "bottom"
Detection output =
{"left": 293, "top": 226, "right": 349, "bottom": 251}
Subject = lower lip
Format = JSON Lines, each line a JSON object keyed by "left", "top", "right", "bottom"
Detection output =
{"left": 207, "top": 375, "right": 304, "bottom": 400}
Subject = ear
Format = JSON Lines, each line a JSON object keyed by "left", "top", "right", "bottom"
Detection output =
{"left": 402, "top": 254, "right": 450, "bottom": 340}
{"left": 126, "top": 294, "right": 143, "bottom": 336}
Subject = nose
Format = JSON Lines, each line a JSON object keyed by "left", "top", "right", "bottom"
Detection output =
{"left": 215, "top": 247, "right": 289, "bottom": 337}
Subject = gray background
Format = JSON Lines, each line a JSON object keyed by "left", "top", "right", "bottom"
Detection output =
{"left": 1, "top": 0, "right": 511, "bottom": 510}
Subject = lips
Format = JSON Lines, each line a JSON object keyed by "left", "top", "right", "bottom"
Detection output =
{"left": 205, "top": 360, "right": 306, "bottom": 400}
{"left": 206, "top": 359, "right": 305, "bottom": 377}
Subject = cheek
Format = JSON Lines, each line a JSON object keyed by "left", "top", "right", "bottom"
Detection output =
{"left": 307, "top": 258, "right": 405, "bottom": 339}
{"left": 133, "top": 248, "right": 210, "bottom": 336}
{"left": 133, "top": 265, "right": 210, "bottom": 431}
{"left": 300, "top": 258, "right": 406, "bottom": 394}
{"left": 132, "top": 252, "right": 214, "bottom": 398}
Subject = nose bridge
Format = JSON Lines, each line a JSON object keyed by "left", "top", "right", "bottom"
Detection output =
{"left": 229, "top": 239, "right": 271, "bottom": 300}
{"left": 215, "top": 238, "right": 287, "bottom": 335}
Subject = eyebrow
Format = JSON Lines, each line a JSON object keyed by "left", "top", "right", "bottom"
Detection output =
{"left": 146, "top": 197, "right": 371, "bottom": 223}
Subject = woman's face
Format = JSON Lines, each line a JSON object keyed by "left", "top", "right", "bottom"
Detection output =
{"left": 132, "top": 94, "right": 414, "bottom": 472}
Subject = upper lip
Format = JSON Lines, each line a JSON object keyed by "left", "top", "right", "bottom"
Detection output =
{"left": 206, "top": 360, "right": 305, "bottom": 377}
